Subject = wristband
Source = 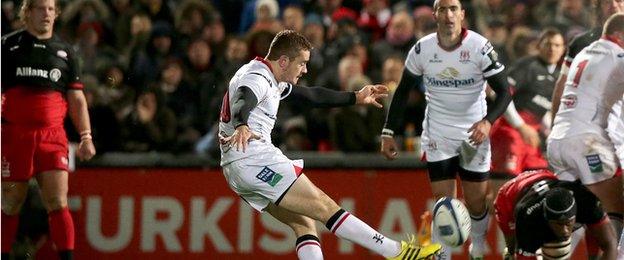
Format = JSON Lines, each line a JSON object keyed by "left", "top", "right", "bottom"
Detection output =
{"left": 381, "top": 128, "right": 394, "bottom": 138}
{"left": 80, "top": 133, "right": 92, "bottom": 141}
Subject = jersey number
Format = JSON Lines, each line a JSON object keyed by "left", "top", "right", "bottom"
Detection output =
{"left": 220, "top": 91, "right": 230, "bottom": 123}
{"left": 571, "top": 59, "right": 589, "bottom": 88}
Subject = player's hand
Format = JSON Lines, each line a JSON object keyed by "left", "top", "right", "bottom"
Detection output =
{"left": 517, "top": 123, "right": 540, "bottom": 148}
{"left": 355, "top": 84, "right": 389, "bottom": 108}
{"left": 220, "top": 125, "right": 261, "bottom": 152}
{"left": 467, "top": 119, "right": 491, "bottom": 145}
{"left": 77, "top": 139, "right": 96, "bottom": 161}
{"left": 381, "top": 136, "right": 399, "bottom": 160}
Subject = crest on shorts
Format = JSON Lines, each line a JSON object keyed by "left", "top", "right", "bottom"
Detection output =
{"left": 256, "top": 167, "right": 283, "bottom": 187}
{"left": 585, "top": 154, "right": 603, "bottom": 173}
{"left": 1, "top": 156, "right": 10, "bottom": 177}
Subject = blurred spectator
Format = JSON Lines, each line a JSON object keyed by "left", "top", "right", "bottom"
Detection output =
{"left": 250, "top": 0, "right": 283, "bottom": 33}
{"left": 121, "top": 87, "right": 177, "bottom": 152}
{"left": 246, "top": 29, "right": 276, "bottom": 58}
{"left": 98, "top": 63, "right": 136, "bottom": 121}
{"left": 77, "top": 76, "right": 123, "bottom": 153}
{"left": 481, "top": 19, "right": 510, "bottom": 64}
{"left": 358, "top": 0, "right": 392, "bottom": 41}
{"left": 214, "top": 36, "right": 250, "bottom": 81}
{"left": 60, "top": 0, "right": 111, "bottom": 41}
{"left": 412, "top": 6, "right": 436, "bottom": 39}
{"left": 129, "top": 21, "right": 176, "bottom": 87}
{"left": 381, "top": 55, "right": 404, "bottom": 104}
{"left": 201, "top": 16, "right": 227, "bottom": 56}
{"left": 506, "top": 26, "right": 539, "bottom": 62}
{"left": 110, "top": 0, "right": 136, "bottom": 51}
{"left": 282, "top": 5, "right": 305, "bottom": 32}
{"left": 472, "top": 0, "right": 512, "bottom": 33}
{"left": 157, "top": 58, "right": 201, "bottom": 152}
{"left": 371, "top": 11, "right": 416, "bottom": 82}
{"left": 551, "top": 0, "right": 594, "bottom": 33}
{"left": 328, "top": 75, "right": 385, "bottom": 152}
{"left": 280, "top": 116, "right": 312, "bottom": 151}
{"left": 73, "top": 22, "right": 116, "bottom": 76}
{"left": 137, "top": 0, "right": 173, "bottom": 25}
{"left": 183, "top": 38, "right": 225, "bottom": 133}
{"left": 119, "top": 12, "right": 152, "bottom": 66}
{"left": 1, "top": 1, "right": 20, "bottom": 34}
{"left": 300, "top": 13, "right": 325, "bottom": 84}
{"left": 175, "top": 0, "right": 216, "bottom": 47}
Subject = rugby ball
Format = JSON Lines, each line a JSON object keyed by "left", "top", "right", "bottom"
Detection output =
{"left": 432, "top": 197, "right": 471, "bottom": 247}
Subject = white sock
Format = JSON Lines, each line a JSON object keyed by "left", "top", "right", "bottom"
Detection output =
{"left": 469, "top": 210, "right": 489, "bottom": 256}
{"left": 431, "top": 219, "right": 452, "bottom": 260}
{"left": 326, "top": 209, "right": 400, "bottom": 258}
{"left": 570, "top": 226, "right": 585, "bottom": 253}
{"left": 296, "top": 235, "right": 323, "bottom": 260}
{"left": 609, "top": 213, "right": 623, "bottom": 239}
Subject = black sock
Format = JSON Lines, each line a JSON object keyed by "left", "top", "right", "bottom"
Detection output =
{"left": 296, "top": 234, "right": 320, "bottom": 246}
{"left": 59, "top": 250, "right": 73, "bottom": 260}
{"left": 325, "top": 208, "right": 346, "bottom": 230}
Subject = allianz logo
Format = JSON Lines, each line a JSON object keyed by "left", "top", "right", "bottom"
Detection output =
{"left": 16, "top": 67, "right": 62, "bottom": 82}
{"left": 425, "top": 67, "right": 475, "bottom": 88}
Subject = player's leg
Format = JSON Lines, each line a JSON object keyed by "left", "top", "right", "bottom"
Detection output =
{"left": 277, "top": 174, "right": 441, "bottom": 259}
{"left": 459, "top": 139, "right": 492, "bottom": 260}
{"left": 585, "top": 174, "right": 624, "bottom": 240}
{"left": 1, "top": 181, "right": 29, "bottom": 257}
{"left": 265, "top": 203, "right": 323, "bottom": 260}
{"left": 36, "top": 170, "right": 74, "bottom": 260}
{"left": 427, "top": 157, "right": 460, "bottom": 260}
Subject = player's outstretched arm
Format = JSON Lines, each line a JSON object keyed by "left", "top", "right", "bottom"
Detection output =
{"left": 288, "top": 84, "right": 387, "bottom": 108}
{"left": 587, "top": 217, "right": 617, "bottom": 260}
{"left": 380, "top": 70, "right": 423, "bottom": 160}
{"left": 67, "top": 90, "right": 96, "bottom": 161}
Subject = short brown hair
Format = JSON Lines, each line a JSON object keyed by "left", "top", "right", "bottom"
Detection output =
{"left": 537, "top": 27, "right": 563, "bottom": 45}
{"left": 603, "top": 13, "right": 624, "bottom": 36}
{"left": 19, "top": 0, "right": 60, "bottom": 23}
{"left": 266, "top": 30, "right": 312, "bottom": 61}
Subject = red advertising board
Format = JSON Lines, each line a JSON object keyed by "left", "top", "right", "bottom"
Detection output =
{"left": 56, "top": 168, "right": 588, "bottom": 259}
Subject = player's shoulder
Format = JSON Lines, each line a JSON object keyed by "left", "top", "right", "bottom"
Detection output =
{"left": 47, "top": 34, "right": 73, "bottom": 51}
{"left": 512, "top": 55, "right": 539, "bottom": 68}
{"left": 412, "top": 33, "right": 437, "bottom": 55}
{"left": 1, "top": 29, "right": 26, "bottom": 45}
{"left": 464, "top": 30, "right": 490, "bottom": 50}
{"left": 240, "top": 60, "right": 275, "bottom": 86}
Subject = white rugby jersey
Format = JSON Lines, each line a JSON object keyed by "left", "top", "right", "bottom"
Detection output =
{"left": 219, "top": 57, "right": 293, "bottom": 165}
{"left": 405, "top": 29, "right": 505, "bottom": 140}
{"left": 549, "top": 38, "right": 624, "bottom": 140}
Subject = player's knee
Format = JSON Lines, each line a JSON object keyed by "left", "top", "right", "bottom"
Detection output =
{"left": 313, "top": 193, "right": 340, "bottom": 221}
{"left": 289, "top": 218, "right": 317, "bottom": 235}
{"left": 41, "top": 194, "right": 67, "bottom": 211}
{"left": 1, "top": 197, "right": 25, "bottom": 215}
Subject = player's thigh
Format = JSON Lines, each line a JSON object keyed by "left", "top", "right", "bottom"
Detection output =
{"left": 427, "top": 156, "right": 460, "bottom": 199}
{"left": 1, "top": 181, "right": 29, "bottom": 215}
{"left": 276, "top": 174, "right": 340, "bottom": 223}
{"left": 585, "top": 174, "right": 624, "bottom": 213}
{"left": 2, "top": 125, "right": 37, "bottom": 182}
{"left": 35, "top": 170, "right": 69, "bottom": 211}
{"left": 265, "top": 203, "right": 318, "bottom": 236}
{"left": 222, "top": 158, "right": 302, "bottom": 213}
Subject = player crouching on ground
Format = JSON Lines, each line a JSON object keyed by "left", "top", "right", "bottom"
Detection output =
{"left": 494, "top": 169, "right": 617, "bottom": 259}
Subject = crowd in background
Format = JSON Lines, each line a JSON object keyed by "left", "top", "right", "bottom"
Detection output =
{"left": 0, "top": 0, "right": 603, "bottom": 158}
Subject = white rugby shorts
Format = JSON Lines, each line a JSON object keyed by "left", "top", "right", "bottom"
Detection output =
{"left": 222, "top": 154, "right": 304, "bottom": 212}
{"left": 547, "top": 133, "right": 621, "bottom": 185}
{"left": 421, "top": 130, "right": 492, "bottom": 173}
